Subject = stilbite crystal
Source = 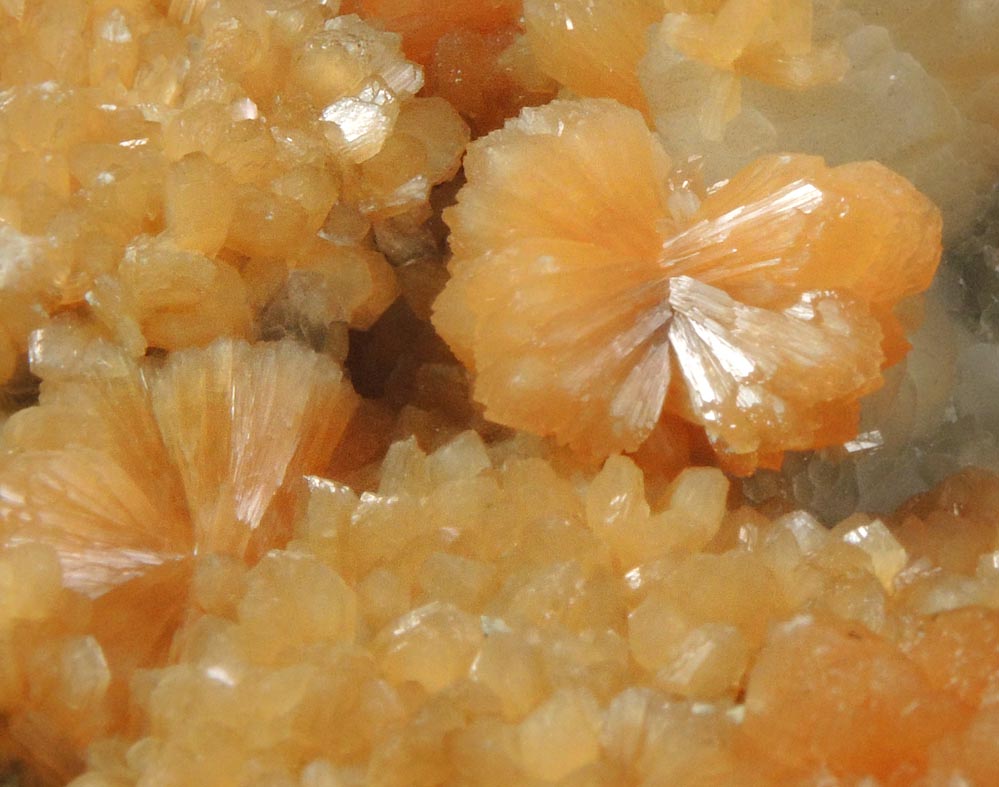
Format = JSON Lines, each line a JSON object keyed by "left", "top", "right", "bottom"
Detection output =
{"left": 0, "top": 330, "right": 357, "bottom": 773}
{"left": 434, "top": 98, "right": 942, "bottom": 469}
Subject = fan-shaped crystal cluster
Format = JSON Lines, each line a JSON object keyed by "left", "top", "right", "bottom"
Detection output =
{"left": 434, "top": 99, "right": 941, "bottom": 471}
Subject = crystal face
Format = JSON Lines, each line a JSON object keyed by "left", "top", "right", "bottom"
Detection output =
{"left": 1, "top": 1, "right": 998, "bottom": 785}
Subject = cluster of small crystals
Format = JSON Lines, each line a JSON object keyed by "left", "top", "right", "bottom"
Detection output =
{"left": 0, "top": 0, "right": 470, "bottom": 391}
{"left": 5, "top": 430, "right": 997, "bottom": 786}
{"left": 0, "top": 324, "right": 359, "bottom": 782}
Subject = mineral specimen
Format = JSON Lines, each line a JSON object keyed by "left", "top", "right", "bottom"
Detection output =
{"left": 0, "top": 0, "right": 998, "bottom": 785}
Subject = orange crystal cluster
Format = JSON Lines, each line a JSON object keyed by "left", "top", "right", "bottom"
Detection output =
{"left": 349, "top": 0, "right": 556, "bottom": 134}
{"left": 0, "top": 0, "right": 997, "bottom": 786}
{"left": 0, "top": 0, "right": 470, "bottom": 382}
{"left": 435, "top": 99, "right": 941, "bottom": 471}
{"left": 11, "top": 427, "right": 999, "bottom": 785}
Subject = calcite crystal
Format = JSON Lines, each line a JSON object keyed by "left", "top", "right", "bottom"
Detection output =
{"left": 638, "top": 2, "right": 999, "bottom": 236}
{"left": 1, "top": 0, "right": 999, "bottom": 785}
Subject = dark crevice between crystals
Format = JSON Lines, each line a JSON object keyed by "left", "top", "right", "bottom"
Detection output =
{"left": 954, "top": 183, "right": 999, "bottom": 338}
{"left": 0, "top": 354, "right": 40, "bottom": 415}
